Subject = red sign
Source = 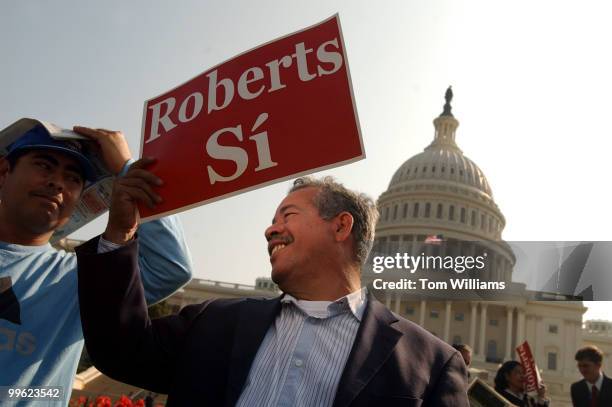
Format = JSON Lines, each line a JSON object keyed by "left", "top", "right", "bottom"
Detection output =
{"left": 139, "top": 14, "right": 364, "bottom": 220}
{"left": 516, "top": 341, "right": 543, "bottom": 393}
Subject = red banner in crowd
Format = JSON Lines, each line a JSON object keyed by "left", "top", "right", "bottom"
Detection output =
{"left": 139, "top": 14, "right": 364, "bottom": 220}
{"left": 516, "top": 341, "right": 543, "bottom": 393}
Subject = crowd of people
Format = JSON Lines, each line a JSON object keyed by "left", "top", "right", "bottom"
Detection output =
{"left": 0, "top": 121, "right": 608, "bottom": 406}
{"left": 450, "top": 341, "right": 609, "bottom": 406}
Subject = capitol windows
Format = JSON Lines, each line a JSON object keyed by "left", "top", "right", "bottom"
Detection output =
{"left": 441, "top": 166, "right": 446, "bottom": 173}
{"left": 460, "top": 208, "right": 466, "bottom": 223}
{"left": 425, "top": 203, "right": 431, "bottom": 218}
{"left": 430, "top": 310, "right": 440, "bottom": 319}
{"left": 432, "top": 165, "right": 436, "bottom": 173}
{"left": 548, "top": 325, "right": 558, "bottom": 334}
{"left": 389, "top": 236, "right": 400, "bottom": 253}
{"left": 455, "top": 312, "right": 464, "bottom": 321}
{"left": 489, "top": 319, "right": 499, "bottom": 327}
{"left": 384, "top": 207, "right": 389, "bottom": 222}
{"left": 413, "top": 203, "right": 420, "bottom": 218}
{"left": 488, "top": 217, "right": 493, "bottom": 233}
{"left": 471, "top": 210, "right": 476, "bottom": 226}
{"left": 405, "top": 306, "right": 415, "bottom": 315}
{"left": 422, "top": 166, "right": 427, "bottom": 173}
{"left": 547, "top": 352, "right": 558, "bottom": 370}
{"left": 376, "top": 238, "right": 388, "bottom": 254}
{"left": 436, "top": 203, "right": 443, "bottom": 219}
{"left": 481, "top": 214, "right": 486, "bottom": 230}
{"left": 393, "top": 204, "right": 398, "bottom": 220}
{"left": 449, "top": 205, "right": 455, "bottom": 221}
{"left": 486, "top": 340, "right": 499, "bottom": 363}
{"left": 403, "top": 203, "right": 408, "bottom": 218}
{"left": 450, "top": 167, "right": 455, "bottom": 175}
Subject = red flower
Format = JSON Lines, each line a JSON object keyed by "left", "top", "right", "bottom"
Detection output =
{"left": 95, "top": 395, "right": 112, "bottom": 407}
{"left": 113, "top": 395, "right": 133, "bottom": 407}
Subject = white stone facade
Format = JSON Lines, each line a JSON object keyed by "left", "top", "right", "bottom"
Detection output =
{"left": 362, "top": 93, "right": 595, "bottom": 405}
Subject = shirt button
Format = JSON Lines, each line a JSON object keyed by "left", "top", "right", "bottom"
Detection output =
{"left": 295, "top": 359, "right": 303, "bottom": 367}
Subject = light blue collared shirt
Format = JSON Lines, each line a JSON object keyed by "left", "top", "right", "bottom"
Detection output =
{"left": 236, "top": 288, "right": 368, "bottom": 407}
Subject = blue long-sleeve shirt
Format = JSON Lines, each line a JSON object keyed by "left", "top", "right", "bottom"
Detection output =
{"left": 0, "top": 215, "right": 192, "bottom": 406}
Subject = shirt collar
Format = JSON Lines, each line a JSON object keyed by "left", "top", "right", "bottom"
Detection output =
{"left": 281, "top": 287, "right": 368, "bottom": 321}
{"left": 586, "top": 372, "right": 604, "bottom": 391}
{"left": 504, "top": 388, "right": 525, "bottom": 400}
{"left": 0, "top": 240, "right": 52, "bottom": 253}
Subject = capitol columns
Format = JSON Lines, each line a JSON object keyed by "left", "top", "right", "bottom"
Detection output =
{"left": 394, "top": 292, "right": 401, "bottom": 314}
{"left": 478, "top": 303, "right": 489, "bottom": 360}
{"left": 419, "top": 299, "right": 427, "bottom": 326}
{"left": 444, "top": 301, "right": 452, "bottom": 342}
{"left": 516, "top": 308, "right": 526, "bottom": 346}
{"left": 505, "top": 306, "right": 514, "bottom": 361}
{"left": 469, "top": 301, "right": 478, "bottom": 350}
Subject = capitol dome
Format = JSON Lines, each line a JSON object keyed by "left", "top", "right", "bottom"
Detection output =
{"left": 370, "top": 88, "right": 515, "bottom": 282}
{"left": 388, "top": 139, "right": 493, "bottom": 197}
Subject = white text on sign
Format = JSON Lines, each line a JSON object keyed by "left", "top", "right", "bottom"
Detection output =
{"left": 206, "top": 112, "right": 277, "bottom": 184}
{"left": 146, "top": 39, "right": 343, "bottom": 144}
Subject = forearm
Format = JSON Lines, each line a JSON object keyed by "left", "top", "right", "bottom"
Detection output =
{"left": 77, "top": 236, "right": 196, "bottom": 392}
{"left": 100, "top": 157, "right": 193, "bottom": 305}
{"left": 76, "top": 238, "right": 152, "bottom": 381}
{"left": 137, "top": 215, "right": 193, "bottom": 304}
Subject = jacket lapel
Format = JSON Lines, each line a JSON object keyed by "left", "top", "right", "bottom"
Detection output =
{"left": 333, "top": 294, "right": 402, "bottom": 407}
{"left": 225, "top": 296, "right": 281, "bottom": 406}
{"left": 601, "top": 375, "right": 612, "bottom": 401}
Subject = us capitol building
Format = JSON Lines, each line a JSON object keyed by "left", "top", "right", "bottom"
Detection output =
{"left": 64, "top": 89, "right": 612, "bottom": 405}
{"left": 358, "top": 88, "right": 608, "bottom": 406}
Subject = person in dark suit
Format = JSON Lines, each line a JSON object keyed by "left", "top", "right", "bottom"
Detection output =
{"left": 494, "top": 361, "right": 549, "bottom": 407}
{"left": 571, "top": 346, "right": 612, "bottom": 407}
{"left": 76, "top": 176, "right": 468, "bottom": 406}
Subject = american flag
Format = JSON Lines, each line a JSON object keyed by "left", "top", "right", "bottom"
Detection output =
{"left": 424, "top": 234, "right": 444, "bottom": 245}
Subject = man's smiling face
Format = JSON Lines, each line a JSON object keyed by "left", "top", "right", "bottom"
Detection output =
{"left": 0, "top": 150, "right": 84, "bottom": 238}
{"left": 265, "top": 186, "right": 336, "bottom": 291}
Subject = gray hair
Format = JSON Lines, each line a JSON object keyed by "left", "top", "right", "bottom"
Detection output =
{"left": 290, "top": 176, "right": 379, "bottom": 265}
{"left": 452, "top": 344, "right": 473, "bottom": 354}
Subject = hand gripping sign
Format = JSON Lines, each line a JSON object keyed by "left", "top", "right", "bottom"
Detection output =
{"left": 516, "top": 341, "right": 543, "bottom": 393}
{"left": 139, "top": 14, "right": 364, "bottom": 220}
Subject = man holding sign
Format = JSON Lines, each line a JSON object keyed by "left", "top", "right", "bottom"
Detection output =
{"left": 76, "top": 176, "right": 468, "bottom": 406}
{"left": 0, "top": 122, "right": 192, "bottom": 405}
{"left": 77, "top": 15, "right": 466, "bottom": 406}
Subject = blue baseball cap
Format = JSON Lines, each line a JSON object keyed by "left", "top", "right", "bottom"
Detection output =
{"left": 6, "top": 125, "right": 97, "bottom": 182}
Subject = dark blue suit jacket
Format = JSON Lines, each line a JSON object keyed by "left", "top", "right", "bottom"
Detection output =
{"left": 571, "top": 375, "right": 612, "bottom": 407}
{"left": 76, "top": 237, "right": 468, "bottom": 406}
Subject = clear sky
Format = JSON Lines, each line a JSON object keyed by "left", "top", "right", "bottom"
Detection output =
{"left": 2, "top": 1, "right": 610, "bottom": 320}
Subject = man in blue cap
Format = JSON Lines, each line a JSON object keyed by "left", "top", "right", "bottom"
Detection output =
{"left": 0, "top": 122, "right": 192, "bottom": 405}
